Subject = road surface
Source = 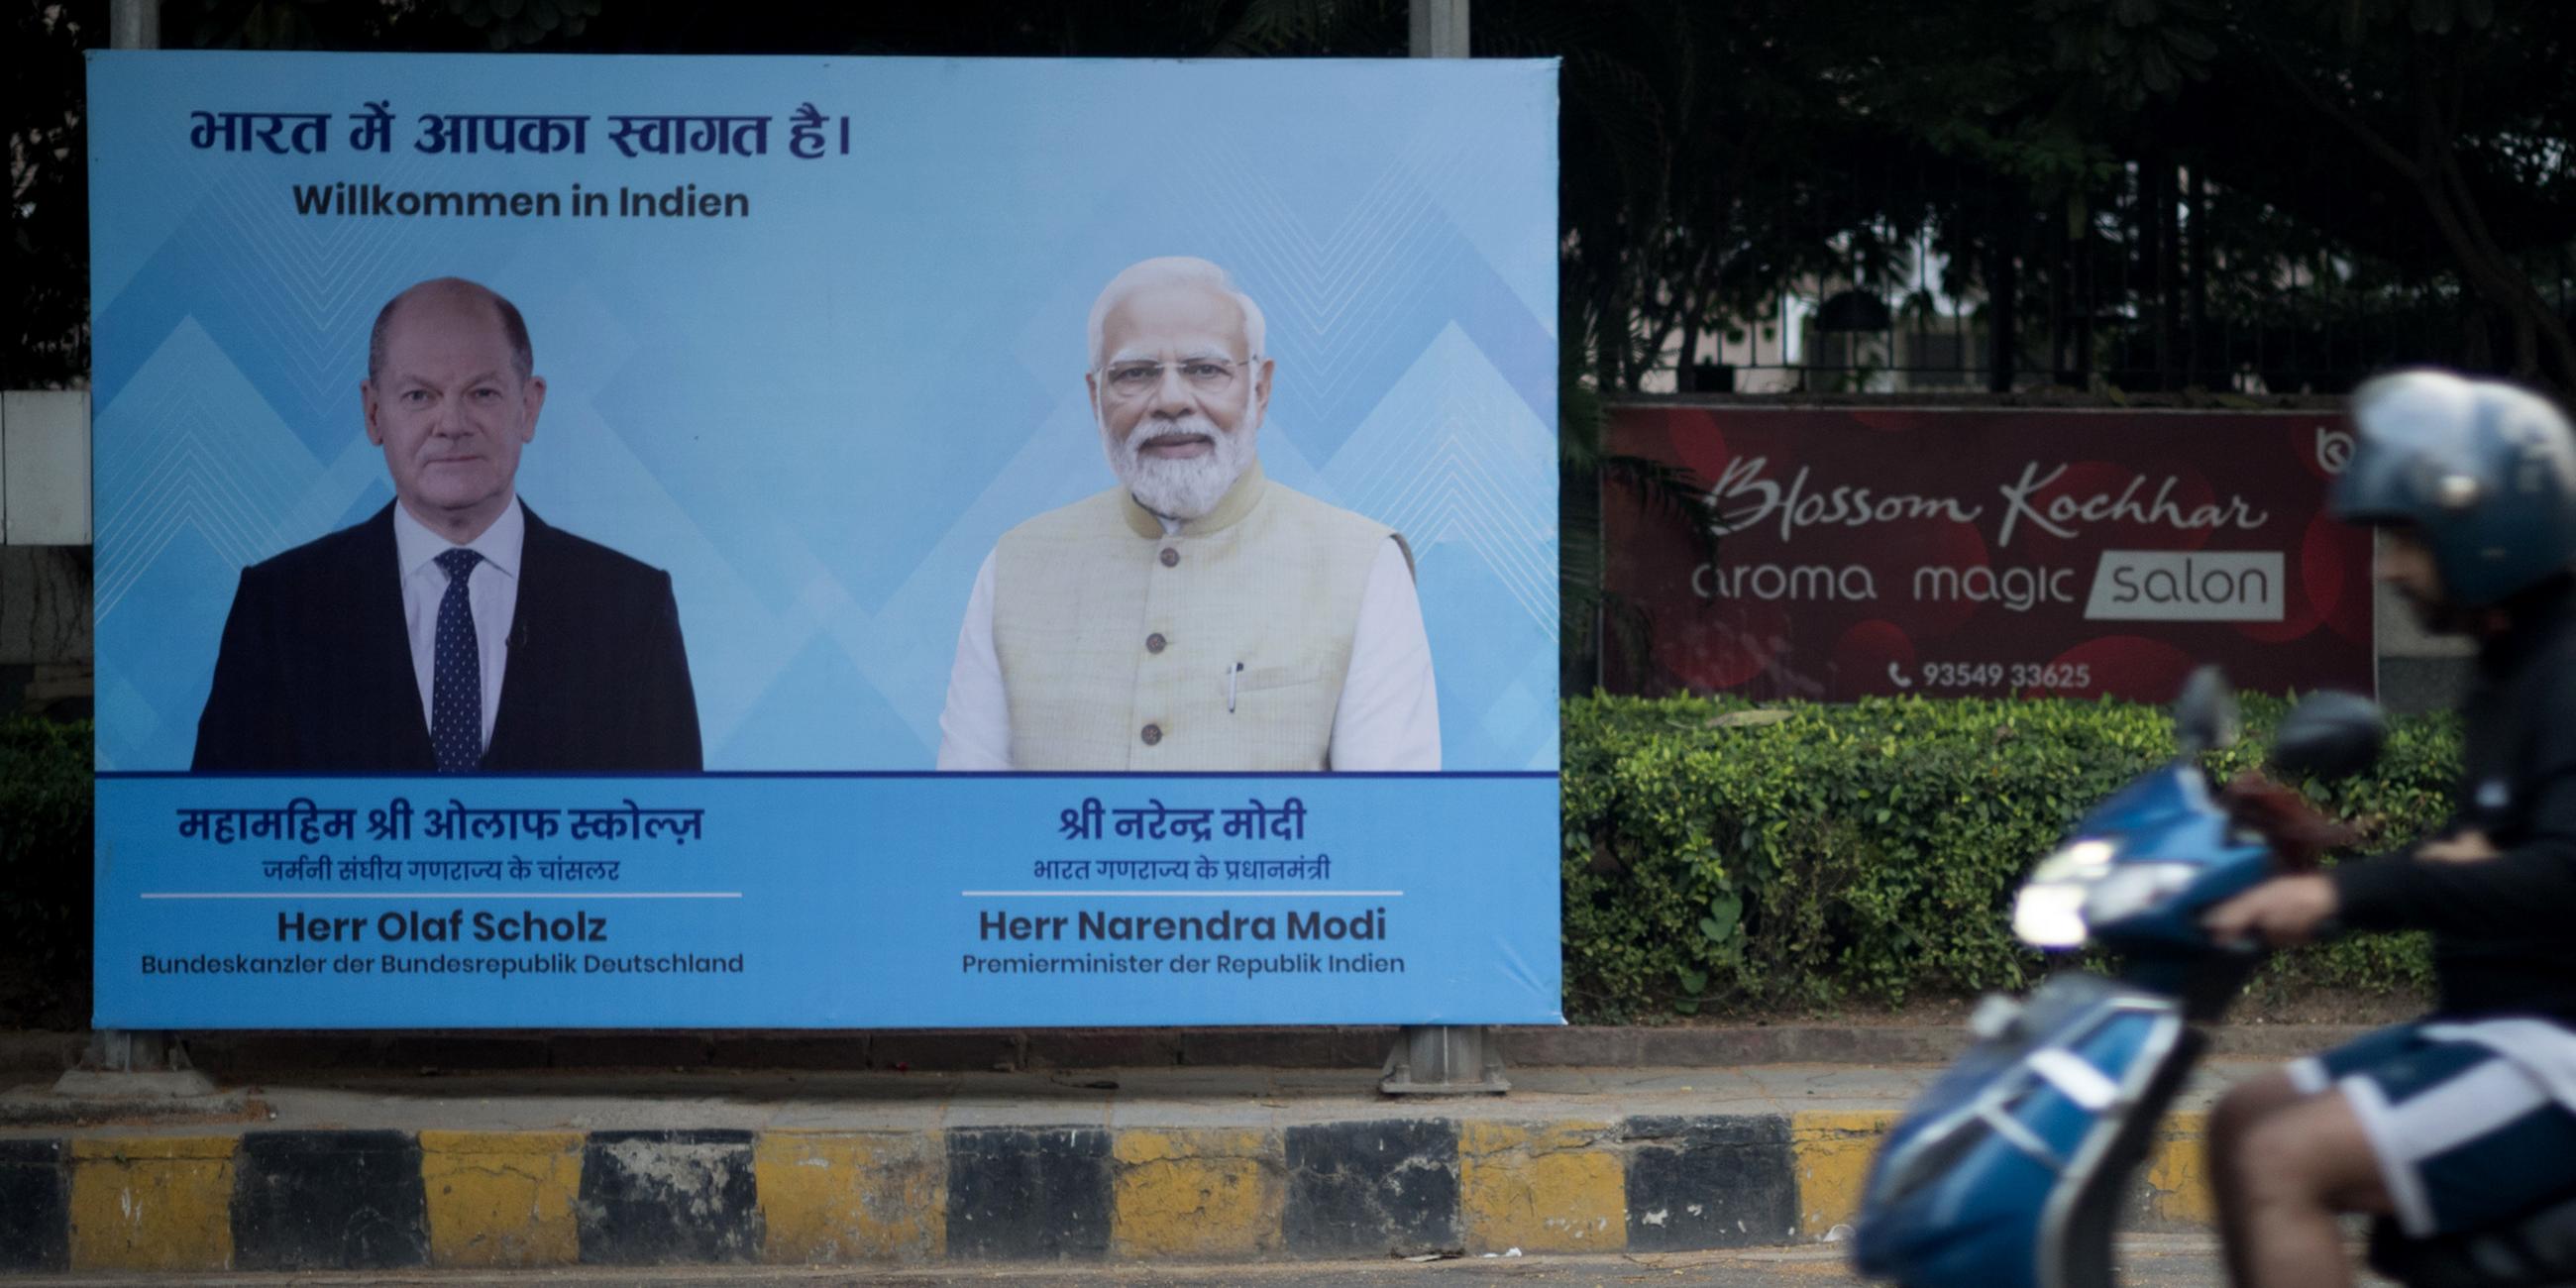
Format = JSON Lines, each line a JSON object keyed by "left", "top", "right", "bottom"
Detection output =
{"left": 49, "top": 1235, "right": 2399, "bottom": 1287}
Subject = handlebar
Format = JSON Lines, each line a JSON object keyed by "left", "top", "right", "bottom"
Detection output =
{"left": 2214, "top": 916, "right": 2343, "bottom": 955}
{"left": 2216, "top": 772, "right": 2361, "bottom": 873}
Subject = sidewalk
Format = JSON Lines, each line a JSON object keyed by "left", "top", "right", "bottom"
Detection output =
{"left": 0, "top": 1025, "right": 2320, "bottom": 1274}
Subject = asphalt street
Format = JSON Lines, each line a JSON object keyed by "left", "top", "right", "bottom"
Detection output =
{"left": 42, "top": 1236, "right": 2397, "bottom": 1287}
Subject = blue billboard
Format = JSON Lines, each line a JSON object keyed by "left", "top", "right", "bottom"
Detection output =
{"left": 87, "top": 52, "right": 1561, "bottom": 1026}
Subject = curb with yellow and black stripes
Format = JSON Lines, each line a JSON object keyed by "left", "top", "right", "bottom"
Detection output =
{"left": 0, "top": 1112, "right": 2217, "bottom": 1271}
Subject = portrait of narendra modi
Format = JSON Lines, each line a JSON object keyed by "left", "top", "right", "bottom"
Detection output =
{"left": 933, "top": 255, "right": 1440, "bottom": 774}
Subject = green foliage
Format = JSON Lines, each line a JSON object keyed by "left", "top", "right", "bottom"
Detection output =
{"left": 18, "top": 1, "right": 2570, "bottom": 391}
{"left": 0, "top": 719, "right": 93, "bottom": 1003}
{"left": 180, "top": 0, "right": 600, "bottom": 50}
{"left": 1561, "top": 694, "right": 2456, "bottom": 1022}
{"left": 449, "top": 0, "right": 603, "bottom": 50}
{"left": 1556, "top": 353, "right": 1718, "bottom": 692}
{"left": 0, "top": 703, "right": 2461, "bottom": 1028}
{"left": 9, "top": 0, "right": 99, "bottom": 388}
{"left": 2036, "top": 0, "right": 2222, "bottom": 106}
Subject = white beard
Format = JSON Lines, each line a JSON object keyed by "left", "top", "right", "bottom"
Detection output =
{"left": 1104, "top": 399, "right": 1258, "bottom": 521}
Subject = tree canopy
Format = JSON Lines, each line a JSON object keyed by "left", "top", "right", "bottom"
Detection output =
{"left": 13, "top": 0, "right": 2570, "bottom": 392}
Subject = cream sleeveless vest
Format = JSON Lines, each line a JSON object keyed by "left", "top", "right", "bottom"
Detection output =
{"left": 992, "top": 462, "right": 1401, "bottom": 770}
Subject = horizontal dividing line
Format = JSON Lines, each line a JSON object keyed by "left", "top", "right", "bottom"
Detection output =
{"left": 101, "top": 770, "right": 1559, "bottom": 781}
{"left": 960, "top": 890, "right": 1403, "bottom": 898}
{"left": 139, "top": 892, "right": 743, "bottom": 901}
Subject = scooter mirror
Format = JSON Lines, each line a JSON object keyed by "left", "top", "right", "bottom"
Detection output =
{"left": 2173, "top": 666, "right": 2239, "bottom": 756}
{"left": 2272, "top": 691, "right": 2387, "bottom": 781}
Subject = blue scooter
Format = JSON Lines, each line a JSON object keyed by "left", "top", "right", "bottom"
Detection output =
{"left": 1852, "top": 671, "right": 2576, "bottom": 1288}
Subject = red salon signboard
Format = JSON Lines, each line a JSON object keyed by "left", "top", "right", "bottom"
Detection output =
{"left": 1604, "top": 406, "right": 2374, "bottom": 701}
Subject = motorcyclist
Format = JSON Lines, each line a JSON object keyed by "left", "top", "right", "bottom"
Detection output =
{"left": 2202, "top": 371, "right": 2576, "bottom": 1288}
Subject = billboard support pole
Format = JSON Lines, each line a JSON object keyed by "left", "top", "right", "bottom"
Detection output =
{"left": 1409, "top": 0, "right": 1469, "bottom": 57}
{"left": 1382, "top": 0, "right": 1508, "bottom": 1098}
{"left": 52, "top": 1029, "right": 217, "bottom": 1100}
{"left": 110, "top": 0, "right": 158, "bottom": 51}
{"left": 1380, "top": 1021, "right": 1510, "bottom": 1095}
{"left": 82, "top": 0, "right": 197, "bottom": 1102}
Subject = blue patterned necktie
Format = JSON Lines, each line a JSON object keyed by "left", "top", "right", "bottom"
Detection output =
{"left": 431, "top": 547, "right": 484, "bottom": 773}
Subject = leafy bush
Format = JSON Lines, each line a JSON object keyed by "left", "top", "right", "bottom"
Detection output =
{"left": 1561, "top": 695, "right": 2456, "bottom": 1022}
{"left": 0, "top": 717, "right": 92, "bottom": 1024}
{"left": 0, "top": 704, "right": 2461, "bottom": 1030}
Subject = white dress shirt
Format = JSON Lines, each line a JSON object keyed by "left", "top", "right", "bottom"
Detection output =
{"left": 390, "top": 497, "right": 523, "bottom": 749}
{"left": 936, "top": 529, "right": 1441, "bottom": 771}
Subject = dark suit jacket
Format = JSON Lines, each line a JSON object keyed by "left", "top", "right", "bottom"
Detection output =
{"left": 192, "top": 502, "right": 701, "bottom": 772}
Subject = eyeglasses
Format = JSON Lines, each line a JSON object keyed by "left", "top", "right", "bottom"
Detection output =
{"left": 1097, "top": 357, "right": 1258, "bottom": 399}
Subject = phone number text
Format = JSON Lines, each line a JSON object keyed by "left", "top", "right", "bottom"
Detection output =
{"left": 1917, "top": 662, "right": 2093, "bottom": 690}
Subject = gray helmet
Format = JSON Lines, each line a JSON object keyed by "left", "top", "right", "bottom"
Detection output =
{"left": 2331, "top": 370, "right": 2576, "bottom": 606}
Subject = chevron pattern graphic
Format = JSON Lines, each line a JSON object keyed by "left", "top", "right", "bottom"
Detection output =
{"left": 89, "top": 54, "right": 1560, "bottom": 773}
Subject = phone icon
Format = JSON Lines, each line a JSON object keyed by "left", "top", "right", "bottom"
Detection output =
{"left": 1887, "top": 661, "right": 1914, "bottom": 689}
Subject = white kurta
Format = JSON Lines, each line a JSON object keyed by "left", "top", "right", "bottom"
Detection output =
{"left": 937, "top": 466, "right": 1443, "bottom": 767}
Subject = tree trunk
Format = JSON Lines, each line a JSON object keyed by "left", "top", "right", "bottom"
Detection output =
{"left": 2419, "top": 152, "right": 2576, "bottom": 391}
{"left": 1677, "top": 307, "right": 1701, "bottom": 391}
{"left": 2048, "top": 205, "right": 2069, "bottom": 383}
{"left": 1594, "top": 249, "right": 1625, "bottom": 389}
{"left": 2149, "top": 161, "right": 2177, "bottom": 391}
{"left": 2187, "top": 166, "right": 2209, "bottom": 387}
{"left": 2075, "top": 207, "right": 2096, "bottom": 386}
{"left": 2279, "top": 46, "right": 2576, "bottom": 393}
{"left": 1986, "top": 221, "right": 2018, "bottom": 393}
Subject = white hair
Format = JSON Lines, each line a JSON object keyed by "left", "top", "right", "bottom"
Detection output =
{"left": 1085, "top": 256, "right": 1266, "bottom": 369}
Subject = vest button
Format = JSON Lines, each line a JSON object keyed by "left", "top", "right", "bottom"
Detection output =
{"left": 1159, "top": 547, "right": 1180, "bottom": 568}
{"left": 1146, "top": 632, "right": 1166, "bottom": 654}
{"left": 1140, "top": 723, "right": 1163, "bottom": 746}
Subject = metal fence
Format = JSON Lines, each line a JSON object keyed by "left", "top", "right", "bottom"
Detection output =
{"left": 1648, "top": 163, "right": 2575, "bottom": 397}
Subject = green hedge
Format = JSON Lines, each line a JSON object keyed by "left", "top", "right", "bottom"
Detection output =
{"left": 0, "top": 717, "right": 92, "bottom": 1024}
{"left": 1562, "top": 695, "right": 2459, "bottom": 1022}
{"left": 0, "top": 705, "right": 2464, "bottom": 1028}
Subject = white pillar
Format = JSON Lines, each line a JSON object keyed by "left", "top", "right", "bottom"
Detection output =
{"left": 1409, "top": 0, "right": 1468, "bottom": 57}
{"left": 111, "top": 0, "right": 159, "bottom": 50}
